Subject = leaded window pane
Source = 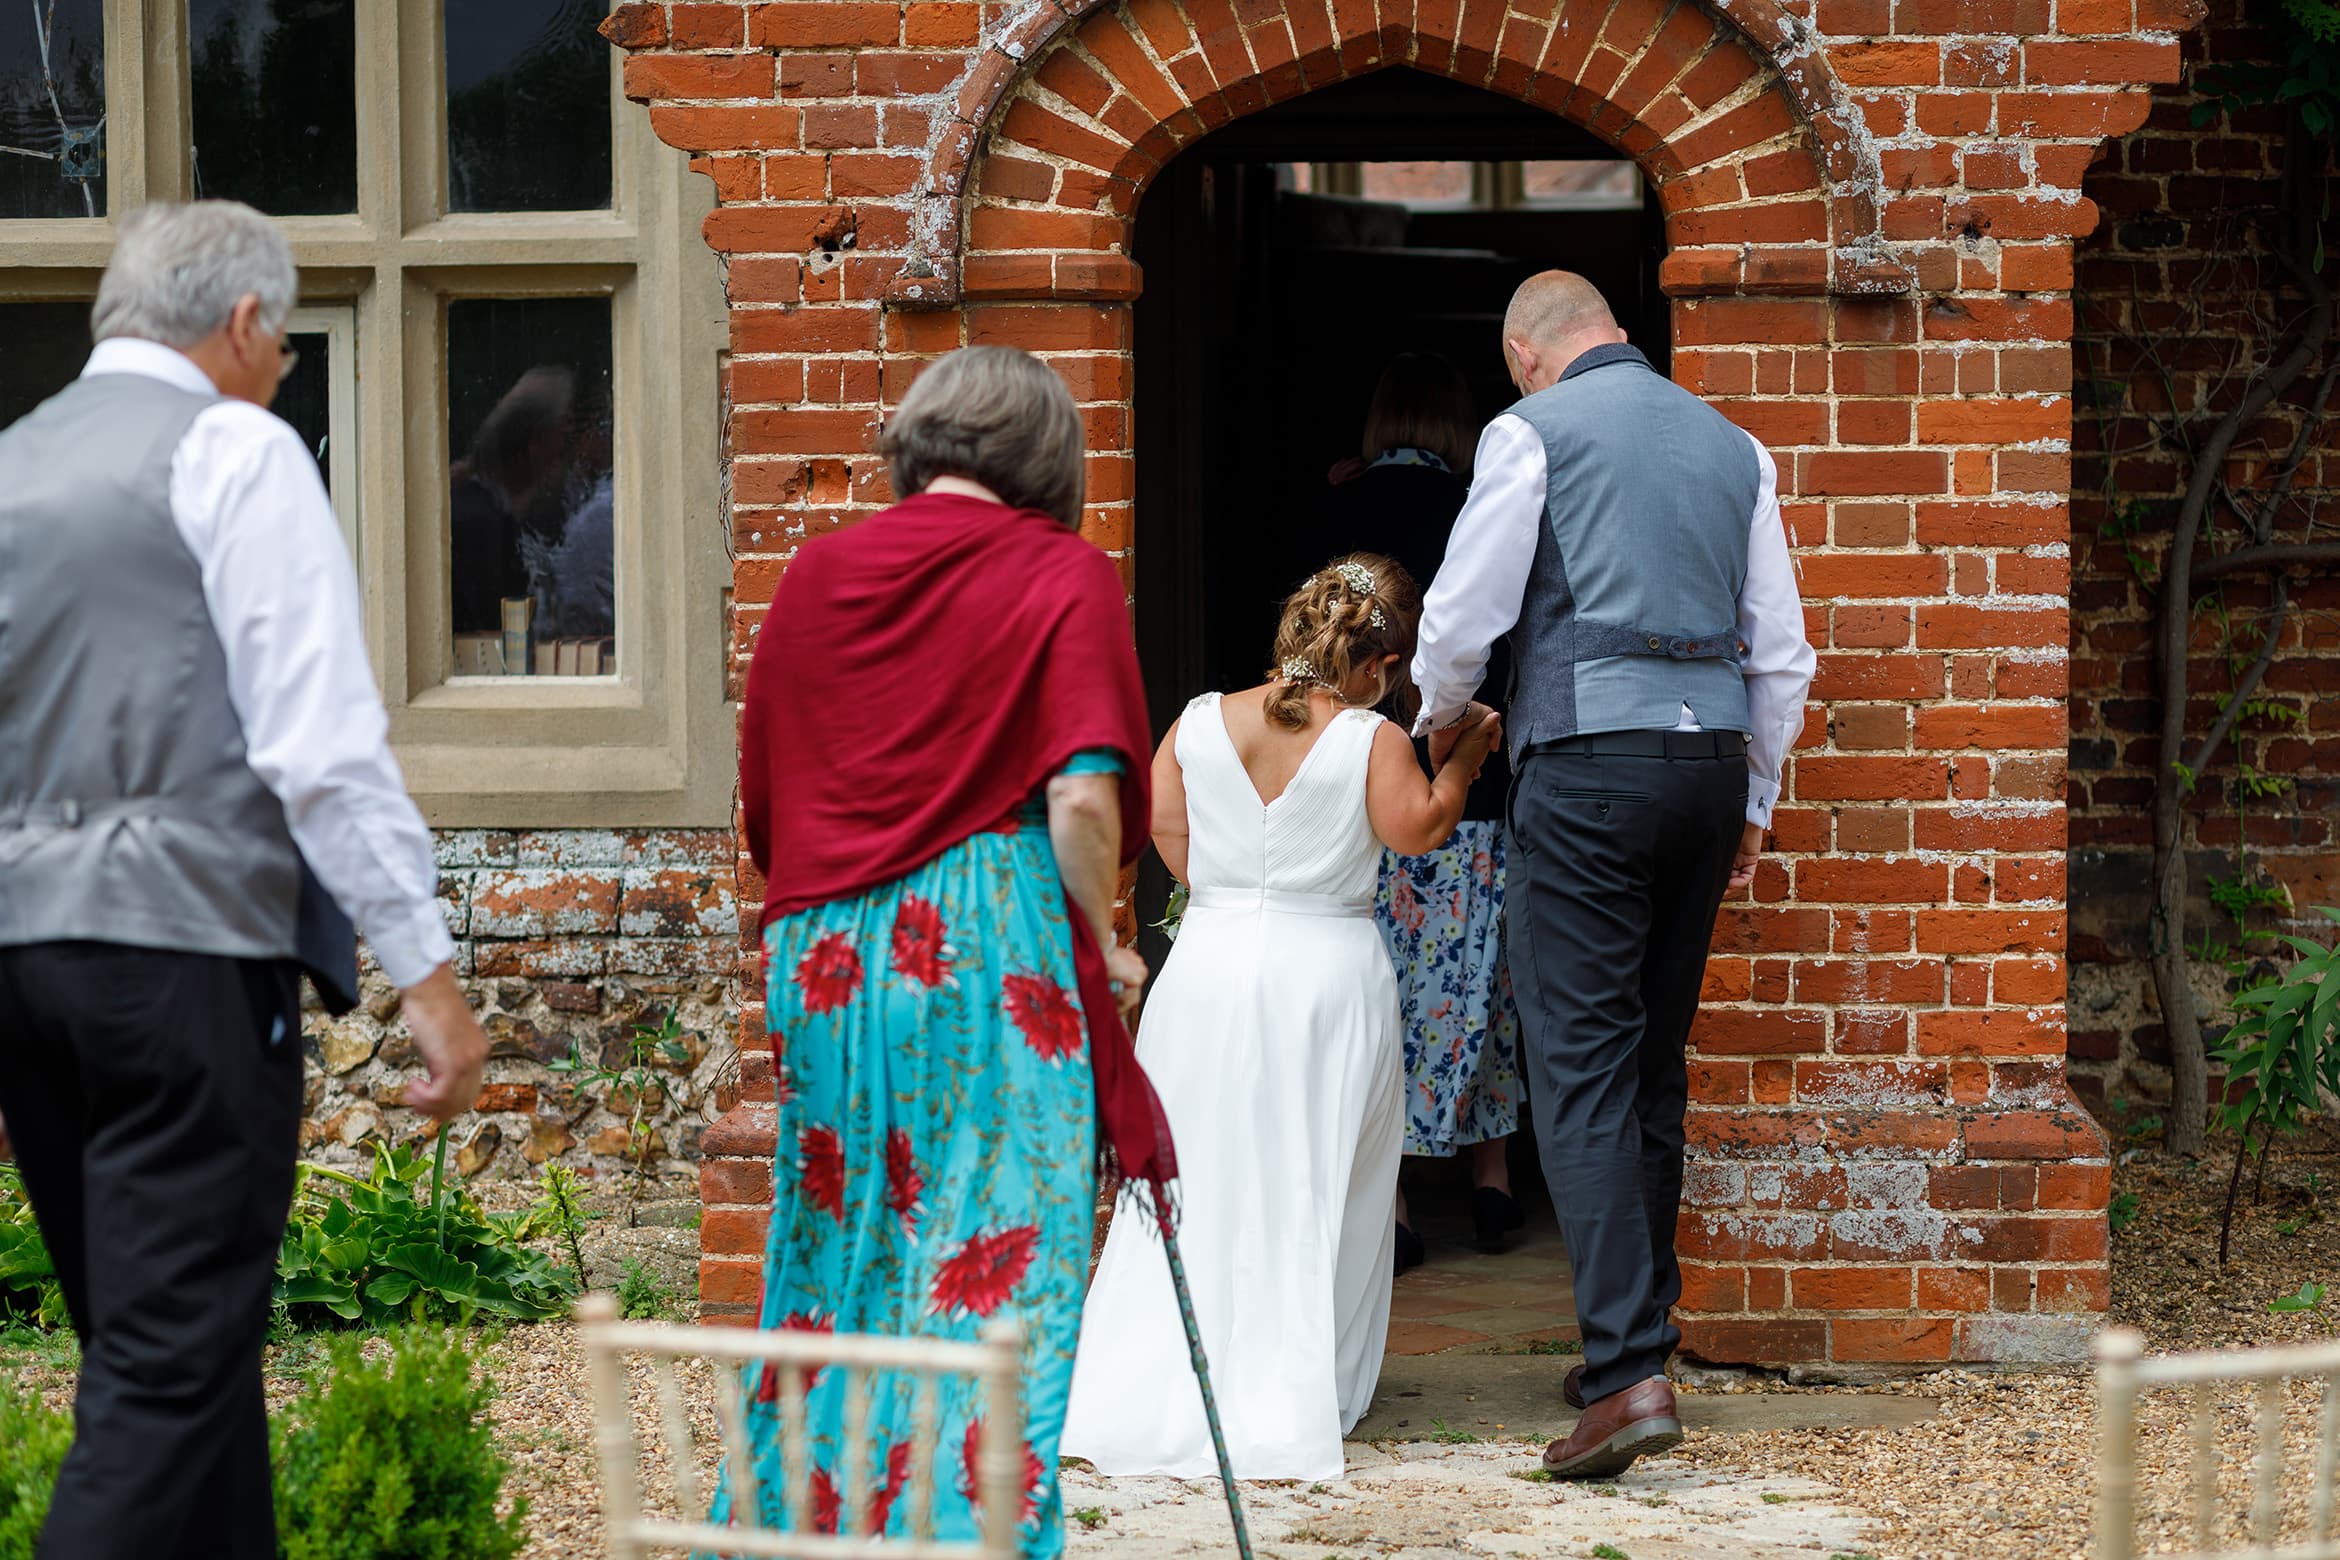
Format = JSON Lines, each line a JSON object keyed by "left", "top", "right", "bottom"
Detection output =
{"left": 445, "top": 0, "right": 612, "bottom": 214}
{"left": 0, "top": 0, "right": 105, "bottom": 219}
{"left": 189, "top": 0, "right": 358, "bottom": 215}
{"left": 446, "top": 296, "right": 615, "bottom": 676}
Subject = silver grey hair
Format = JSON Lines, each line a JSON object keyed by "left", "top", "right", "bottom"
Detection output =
{"left": 878, "top": 346, "right": 1086, "bottom": 529}
{"left": 91, "top": 201, "right": 299, "bottom": 348}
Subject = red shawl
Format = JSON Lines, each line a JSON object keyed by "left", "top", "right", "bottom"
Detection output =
{"left": 740, "top": 491, "right": 1175, "bottom": 1187}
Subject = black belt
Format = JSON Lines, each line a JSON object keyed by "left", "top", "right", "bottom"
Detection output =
{"left": 1523, "top": 730, "right": 1747, "bottom": 761}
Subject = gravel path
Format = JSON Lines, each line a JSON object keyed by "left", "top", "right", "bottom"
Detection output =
{"left": 6, "top": 1126, "right": 2336, "bottom": 1558}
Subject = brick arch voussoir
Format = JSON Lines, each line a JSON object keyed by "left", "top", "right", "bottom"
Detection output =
{"left": 897, "top": 0, "right": 1910, "bottom": 309}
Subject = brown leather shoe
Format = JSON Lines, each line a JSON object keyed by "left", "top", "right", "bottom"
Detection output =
{"left": 1542, "top": 1376, "right": 1683, "bottom": 1480}
{"left": 1563, "top": 1363, "right": 1587, "bottom": 1411}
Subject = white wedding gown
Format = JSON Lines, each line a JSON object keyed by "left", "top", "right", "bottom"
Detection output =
{"left": 1061, "top": 693, "right": 1403, "bottom": 1481}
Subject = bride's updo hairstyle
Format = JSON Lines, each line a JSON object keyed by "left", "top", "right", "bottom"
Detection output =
{"left": 1264, "top": 553, "right": 1422, "bottom": 731}
{"left": 877, "top": 345, "right": 1086, "bottom": 528}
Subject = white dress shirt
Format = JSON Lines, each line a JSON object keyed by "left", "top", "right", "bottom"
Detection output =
{"left": 81, "top": 339, "right": 455, "bottom": 988}
{"left": 1411, "top": 412, "right": 1816, "bottom": 828}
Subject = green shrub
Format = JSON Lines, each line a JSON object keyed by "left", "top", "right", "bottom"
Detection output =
{"left": 0, "top": 1377, "right": 71, "bottom": 1560}
{"left": 275, "top": 1143, "right": 578, "bottom": 1327}
{"left": 614, "top": 1258, "right": 675, "bottom": 1321}
{"left": 271, "top": 1328, "right": 527, "bottom": 1560}
{"left": 0, "top": 1168, "right": 65, "bottom": 1332}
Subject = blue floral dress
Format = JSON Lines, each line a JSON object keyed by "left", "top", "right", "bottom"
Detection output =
{"left": 1376, "top": 820, "right": 1523, "bottom": 1157}
{"left": 709, "top": 753, "right": 1118, "bottom": 1559}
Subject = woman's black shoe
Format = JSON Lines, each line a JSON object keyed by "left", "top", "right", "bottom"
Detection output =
{"left": 1472, "top": 1187, "right": 1525, "bottom": 1253}
{"left": 1395, "top": 1220, "right": 1426, "bottom": 1275}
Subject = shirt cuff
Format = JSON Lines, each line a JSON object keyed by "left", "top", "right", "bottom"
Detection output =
{"left": 368, "top": 900, "right": 459, "bottom": 990}
{"left": 1412, "top": 700, "right": 1469, "bottom": 739}
{"left": 1745, "top": 771, "right": 1781, "bottom": 829}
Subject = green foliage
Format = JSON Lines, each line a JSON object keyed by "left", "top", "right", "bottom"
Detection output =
{"left": 0, "top": 1376, "right": 71, "bottom": 1560}
{"left": 2211, "top": 907, "right": 2340, "bottom": 1259}
{"left": 0, "top": 1168, "right": 65, "bottom": 1332}
{"left": 2193, "top": 0, "right": 2340, "bottom": 140}
{"left": 1422, "top": 1418, "right": 1478, "bottom": 1444}
{"left": 2212, "top": 908, "right": 2340, "bottom": 1151}
{"left": 549, "top": 1008, "right": 691, "bottom": 1226}
{"left": 274, "top": 1143, "right": 578, "bottom": 1327}
{"left": 1151, "top": 882, "right": 1190, "bottom": 945}
{"left": 1070, "top": 1507, "right": 1108, "bottom": 1530}
{"left": 531, "top": 1164, "right": 592, "bottom": 1286}
{"left": 2109, "top": 1191, "right": 2144, "bottom": 1233}
{"left": 1591, "top": 1545, "right": 1631, "bottom": 1560}
{"left": 2269, "top": 1279, "right": 2328, "bottom": 1314}
{"left": 2208, "top": 870, "right": 2293, "bottom": 929}
{"left": 272, "top": 1328, "right": 528, "bottom": 1560}
{"left": 614, "top": 1258, "right": 675, "bottom": 1321}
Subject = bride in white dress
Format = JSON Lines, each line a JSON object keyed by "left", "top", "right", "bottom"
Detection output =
{"left": 1061, "top": 554, "right": 1500, "bottom": 1482}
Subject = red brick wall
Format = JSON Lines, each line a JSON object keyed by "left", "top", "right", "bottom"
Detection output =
{"left": 307, "top": 828, "right": 743, "bottom": 1181}
{"left": 2067, "top": 0, "right": 2340, "bottom": 1106}
{"left": 603, "top": 0, "right": 2200, "bottom": 1369}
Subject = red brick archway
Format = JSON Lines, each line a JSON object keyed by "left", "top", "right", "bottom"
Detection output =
{"left": 599, "top": 0, "right": 2196, "bottom": 1370}
{"left": 880, "top": 0, "right": 1915, "bottom": 306}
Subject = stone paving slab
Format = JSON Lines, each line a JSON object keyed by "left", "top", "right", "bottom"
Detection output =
{"left": 1062, "top": 1443, "right": 1875, "bottom": 1559}
{"left": 1358, "top": 1354, "right": 1941, "bottom": 1446}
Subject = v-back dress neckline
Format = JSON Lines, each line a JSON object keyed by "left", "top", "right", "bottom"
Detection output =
{"left": 1213, "top": 691, "right": 1364, "bottom": 811}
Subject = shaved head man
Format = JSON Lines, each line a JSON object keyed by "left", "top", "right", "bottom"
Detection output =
{"left": 1410, "top": 270, "right": 1816, "bottom": 1477}
{"left": 1500, "top": 270, "right": 1628, "bottom": 394}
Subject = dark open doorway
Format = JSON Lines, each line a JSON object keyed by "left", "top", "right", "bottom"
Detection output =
{"left": 1130, "top": 68, "right": 1669, "bottom": 963}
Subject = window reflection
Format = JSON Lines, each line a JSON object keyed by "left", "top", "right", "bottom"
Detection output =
{"left": 0, "top": 0, "right": 105, "bottom": 218}
{"left": 0, "top": 302, "right": 90, "bottom": 425}
{"left": 445, "top": 0, "right": 611, "bottom": 213}
{"left": 447, "top": 298, "right": 614, "bottom": 677}
{"left": 190, "top": 0, "right": 358, "bottom": 214}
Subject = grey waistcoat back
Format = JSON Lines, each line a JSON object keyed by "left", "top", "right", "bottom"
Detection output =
{"left": 0, "top": 371, "right": 307, "bottom": 962}
{"left": 1503, "top": 344, "right": 1760, "bottom": 759}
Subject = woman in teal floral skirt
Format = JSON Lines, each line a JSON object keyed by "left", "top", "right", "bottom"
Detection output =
{"left": 719, "top": 347, "right": 1156, "bottom": 1558}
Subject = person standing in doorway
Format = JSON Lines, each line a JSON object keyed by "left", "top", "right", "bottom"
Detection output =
{"left": 1412, "top": 272, "right": 1814, "bottom": 1479}
{"left": 1301, "top": 352, "right": 1527, "bottom": 1271}
{"left": 0, "top": 200, "right": 488, "bottom": 1560}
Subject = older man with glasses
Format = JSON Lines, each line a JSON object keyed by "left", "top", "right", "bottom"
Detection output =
{"left": 0, "top": 200, "right": 487, "bottom": 1559}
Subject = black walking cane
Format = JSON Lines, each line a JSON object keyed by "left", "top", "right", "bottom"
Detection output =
{"left": 1146, "top": 1181, "right": 1254, "bottom": 1560}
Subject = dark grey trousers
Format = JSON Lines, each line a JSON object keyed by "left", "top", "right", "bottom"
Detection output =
{"left": 0, "top": 943, "right": 302, "bottom": 1560}
{"left": 1507, "top": 737, "right": 1746, "bottom": 1405}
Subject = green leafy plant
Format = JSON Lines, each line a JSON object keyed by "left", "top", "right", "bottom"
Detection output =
{"left": 1071, "top": 1507, "right": 1108, "bottom": 1530}
{"left": 532, "top": 1163, "right": 592, "bottom": 1286}
{"left": 1423, "top": 1418, "right": 1477, "bottom": 1444}
{"left": 2269, "top": 1280, "right": 2328, "bottom": 1315}
{"left": 550, "top": 1009, "right": 692, "bottom": 1227}
{"left": 2109, "top": 1191, "right": 2144, "bottom": 1234}
{"left": 0, "top": 1168, "right": 65, "bottom": 1332}
{"left": 0, "top": 1376, "right": 71, "bottom": 1560}
{"left": 1591, "top": 1545, "right": 1630, "bottom": 1560}
{"left": 1521, "top": 1336, "right": 1584, "bottom": 1356}
{"left": 2209, "top": 908, "right": 2340, "bottom": 1264}
{"left": 2195, "top": 0, "right": 2340, "bottom": 143}
{"left": 614, "top": 1258, "right": 676, "bottom": 1321}
{"left": 272, "top": 1328, "right": 528, "bottom": 1560}
{"left": 274, "top": 1142, "right": 578, "bottom": 1326}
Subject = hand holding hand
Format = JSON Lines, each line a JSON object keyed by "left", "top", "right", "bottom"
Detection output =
{"left": 1727, "top": 820, "right": 1766, "bottom": 892}
{"left": 1105, "top": 943, "right": 1149, "bottom": 1021}
{"left": 1428, "top": 703, "right": 1496, "bottom": 771}
{"left": 397, "top": 964, "right": 488, "bottom": 1123}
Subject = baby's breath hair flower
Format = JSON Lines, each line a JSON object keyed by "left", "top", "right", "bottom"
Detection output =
{"left": 1332, "top": 561, "right": 1377, "bottom": 595}
{"left": 1279, "top": 655, "right": 1314, "bottom": 681}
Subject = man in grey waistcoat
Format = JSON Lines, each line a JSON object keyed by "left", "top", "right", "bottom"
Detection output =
{"left": 0, "top": 202, "right": 489, "bottom": 1558}
{"left": 1413, "top": 272, "right": 1815, "bottom": 1478}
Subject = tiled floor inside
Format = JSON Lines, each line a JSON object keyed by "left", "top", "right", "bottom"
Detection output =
{"left": 1386, "top": 1191, "right": 1580, "bottom": 1357}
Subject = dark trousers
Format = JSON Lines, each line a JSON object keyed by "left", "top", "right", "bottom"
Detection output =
{"left": 1506, "top": 738, "right": 1746, "bottom": 1404}
{"left": 0, "top": 943, "right": 303, "bottom": 1560}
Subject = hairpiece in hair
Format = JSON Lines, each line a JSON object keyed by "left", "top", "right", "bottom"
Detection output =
{"left": 1280, "top": 655, "right": 1314, "bottom": 682}
{"left": 1320, "top": 560, "right": 1389, "bottom": 630}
